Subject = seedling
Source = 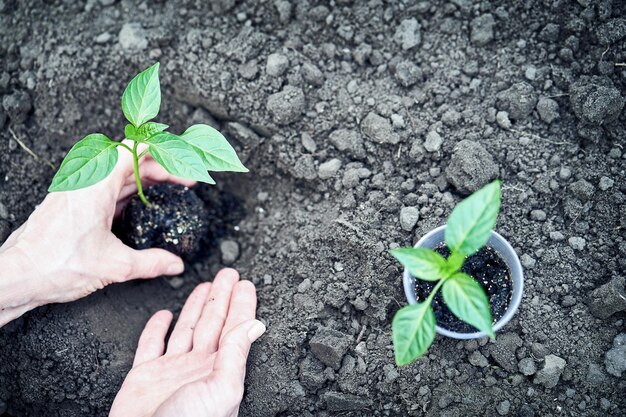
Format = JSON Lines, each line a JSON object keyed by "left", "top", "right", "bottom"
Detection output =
{"left": 390, "top": 180, "right": 501, "bottom": 366}
{"left": 48, "top": 62, "right": 247, "bottom": 206}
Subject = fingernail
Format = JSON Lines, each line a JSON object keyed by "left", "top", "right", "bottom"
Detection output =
{"left": 248, "top": 320, "right": 266, "bottom": 342}
{"left": 166, "top": 262, "right": 184, "bottom": 275}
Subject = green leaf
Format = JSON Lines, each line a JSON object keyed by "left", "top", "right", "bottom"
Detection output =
{"left": 48, "top": 134, "right": 118, "bottom": 192}
{"left": 392, "top": 303, "right": 436, "bottom": 366}
{"left": 122, "top": 62, "right": 161, "bottom": 128}
{"left": 446, "top": 251, "right": 466, "bottom": 273}
{"left": 179, "top": 124, "right": 248, "bottom": 172}
{"left": 389, "top": 247, "right": 448, "bottom": 281}
{"left": 442, "top": 272, "right": 495, "bottom": 338}
{"left": 124, "top": 124, "right": 140, "bottom": 140}
{"left": 445, "top": 180, "right": 501, "bottom": 256}
{"left": 148, "top": 132, "right": 215, "bottom": 184}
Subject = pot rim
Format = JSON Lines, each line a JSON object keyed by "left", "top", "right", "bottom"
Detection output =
{"left": 402, "top": 225, "right": 524, "bottom": 340}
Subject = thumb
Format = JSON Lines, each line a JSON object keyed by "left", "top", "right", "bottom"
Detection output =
{"left": 212, "top": 319, "right": 266, "bottom": 383}
{"left": 117, "top": 245, "right": 185, "bottom": 281}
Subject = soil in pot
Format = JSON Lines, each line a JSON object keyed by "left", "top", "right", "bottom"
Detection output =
{"left": 413, "top": 245, "right": 513, "bottom": 333}
{"left": 115, "top": 183, "right": 209, "bottom": 259}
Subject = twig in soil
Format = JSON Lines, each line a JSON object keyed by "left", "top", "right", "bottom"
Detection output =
{"left": 334, "top": 218, "right": 364, "bottom": 238}
{"left": 508, "top": 127, "right": 578, "bottom": 147}
{"left": 600, "top": 45, "right": 610, "bottom": 62}
{"left": 502, "top": 184, "right": 526, "bottom": 193}
{"left": 355, "top": 325, "right": 367, "bottom": 344}
{"left": 8, "top": 127, "right": 56, "bottom": 170}
{"left": 615, "top": 63, "right": 626, "bottom": 67}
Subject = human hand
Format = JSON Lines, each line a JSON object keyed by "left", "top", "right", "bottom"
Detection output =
{"left": 110, "top": 268, "right": 265, "bottom": 417}
{"left": 0, "top": 141, "right": 195, "bottom": 327}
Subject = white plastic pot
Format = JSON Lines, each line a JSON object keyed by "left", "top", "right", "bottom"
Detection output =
{"left": 402, "top": 225, "right": 524, "bottom": 340}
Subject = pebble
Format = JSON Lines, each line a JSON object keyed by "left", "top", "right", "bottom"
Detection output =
{"left": 559, "top": 167, "right": 572, "bottom": 180}
{"left": 118, "top": 23, "right": 148, "bottom": 50}
{"left": 424, "top": 131, "right": 443, "bottom": 152}
{"left": 266, "top": 53, "right": 289, "bottom": 77}
{"left": 530, "top": 209, "right": 546, "bottom": 221}
{"left": 95, "top": 32, "right": 112, "bottom": 44}
{"left": 318, "top": 158, "right": 342, "bottom": 179}
{"left": 292, "top": 155, "right": 317, "bottom": 180}
{"left": 445, "top": 140, "right": 499, "bottom": 195}
{"left": 394, "top": 60, "right": 422, "bottom": 87}
{"left": 301, "top": 62, "right": 324, "bottom": 86}
{"left": 588, "top": 276, "right": 626, "bottom": 319}
{"left": 267, "top": 86, "right": 305, "bottom": 125}
{"left": 469, "top": 350, "right": 489, "bottom": 368}
{"left": 399, "top": 206, "right": 420, "bottom": 231}
{"left": 496, "top": 82, "right": 538, "bottom": 120}
{"left": 0, "top": 202, "right": 8, "bottom": 220}
{"left": 497, "top": 399, "right": 511, "bottom": 416}
{"left": 520, "top": 254, "right": 536, "bottom": 269}
{"left": 569, "top": 76, "right": 625, "bottom": 125}
{"left": 570, "top": 179, "right": 595, "bottom": 200}
{"left": 167, "top": 276, "right": 184, "bottom": 289}
{"left": 549, "top": 231, "right": 565, "bottom": 241}
{"left": 561, "top": 295, "right": 576, "bottom": 307}
{"left": 518, "top": 358, "right": 537, "bottom": 376}
{"left": 488, "top": 332, "right": 523, "bottom": 373}
{"left": 533, "top": 354, "right": 566, "bottom": 388}
{"left": 394, "top": 18, "right": 421, "bottom": 50}
{"left": 2, "top": 90, "right": 32, "bottom": 123}
{"left": 599, "top": 176, "right": 614, "bottom": 191}
{"left": 605, "top": 333, "right": 626, "bottom": 377}
{"left": 536, "top": 97, "right": 559, "bottom": 123}
{"left": 470, "top": 14, "right": 495, "bottom": 46}
{"left": 301, "top": 132, "right": 316, "bottom": 153}
{"left": 361, "top": 112, "right": 400, "bottom": 144}
{"left": 568, "top": 237, "right": 586, "bottom": 250}
{"left": 219, "top": 240, "right": 240, "bottom": 265}
{"left": 496, "top": 111, "right": 512, "bottom": 129}
{"left": 309, "top": 327, "right": 352, "bottom": 370}
{"left": 329, "top": 129, "right": 365, "bottom": 158}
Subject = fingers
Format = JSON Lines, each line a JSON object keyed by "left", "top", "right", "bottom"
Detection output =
{"left": 133, "top": 310, "right": 173, "bottom": 367}
{"left": 192, "top": 268, "right": 240, "bottom": 353}
{"left": 219, "top": 280, "right": 257, "bottom": 344}
{"left": 112, "top": 243, "right": 184, "bottom": 281}
{"left": 211, "top": 319, "right": 266, "bottom": 384}
{"left": 166, "top": 283, "right": 212, "bottom": 354}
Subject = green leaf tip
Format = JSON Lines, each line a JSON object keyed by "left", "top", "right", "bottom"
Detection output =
{"left": 392, "top": 303, "right": 436, "bottom": 366}
{"left": 148, "top": 132, "right": 216, "bottom": 184}
{"left": 122, "top": 62, "right": 161, "bottom": 128}
{"left": 48, "top": 133, "right": 118, "bottom": 192}
{"left": 179, "top": 124, "right": 249, "bottom": 173}
{"left": 445, "top": 179, "right": 501, "bottom": 257}
{"left": 389, "top": 247, "right": 448, "bottom": 282}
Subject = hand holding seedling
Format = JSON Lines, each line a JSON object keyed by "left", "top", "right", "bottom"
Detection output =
{"left": 48, "top": 62, "right": 247, "bottom": 206}
{"left": 0, "top": 143, "right": 196, "bottom": 327}
{"left": 110, "top": 269, "right": 265, "bottom": 417}
{"left": 390, "top": 180, "right": 501, "bottom": 366}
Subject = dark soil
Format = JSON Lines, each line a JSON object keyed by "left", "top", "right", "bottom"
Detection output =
{"left": 1, "top": 1, "right": 626, "bottom": 416}
{"left": 116, "top": 183, "right": 209, "bottom": 259}
{"left": 413, "top": 245, "right": 512, "bottom": 333}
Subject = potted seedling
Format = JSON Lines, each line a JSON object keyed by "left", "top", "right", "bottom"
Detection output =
{"left": 48, "top": 62, "right": 247, "bottom": 257}
{"left": 390, "top": 180, "right": 523, "bottom": 366}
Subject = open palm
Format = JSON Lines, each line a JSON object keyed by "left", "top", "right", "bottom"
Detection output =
{"left": 110, "top": 269, "right": 265, "bottom": 417}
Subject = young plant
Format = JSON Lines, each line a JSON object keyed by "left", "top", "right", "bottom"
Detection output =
{"left": 48, "top": 62, "right": 247, "bottom": 206}
{"left": 390, "top": 180, "right": 501, "bottom": 366}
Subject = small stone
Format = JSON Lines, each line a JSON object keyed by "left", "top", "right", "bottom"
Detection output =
{"left": 318, "top": 158, "right": 342, "bottom": 179}
{"left": 531, "top": 343, "right": 550, "bottom": 359}
{"left": 323, "top": 391, "right": 372, "bottom": 411}
{"left": 569, "top": 76, "right": 624, "bottom": 125}
{"left": 496, "top": 82, "right": 538, "bottom": 120}
{"left": 568, "top": 237, "right": 586, "bottom": 250}
{"left": 238, "top": 61, "right": 258, "bottom": 80}
{"left": 220, "top": 240, "right": 240, "bottom": 265}
{"left": 292, "top": 154, "right": 317, "bottom": 180}
{"left": 518, "top": 358, "right": 537, "bottom": 376}
{"left": 424, "top": 131, "right": 443, "bottom": 152}
{"left": 496, "top": 111, "right": 512, "bottom": 129}
{"left": 536, "top": 97, "right": 559, "bottom": 123}
{"left": 605, "top": 333, "right": 626, "bottom": 377}
{"left": 394, "top": 18, "right": 421, "bottom": 50}
{"left": 263, "top": 274, "right": 273, "bottom": 285}
{"left": 488, "top": 332, "right": 523, "bottom": 372}
{"left": 530, "top": 210, "right": 547, "bottom": 221}
{"left": 118, "top": 23, "right": 148, "bottom": 50}
{"left": 361, "top": 112, "right": 400, "bottom": 145}
{"left": 167, "top": 276, "right": 184, "bottom": 289}
{"left": 299, "top": 356, "right": 326, "bottom": 389}
{"left": 588, "top": 276, "right": 626, "bottom": 319}
{"left": 394, "top": 60, "right": 423, "bottom": 87}
{"left": 559, "top": 167, "right": 572, "bottom": 180}
{"left": 470, "top": 14, "right": 496, "bottom": 46}
{"left": 267, "top": 86, "right": 305, "bottom": 125}
{"left": 599, "top": 176, "right": 614, "bottom": 191}
{"left": 561, "top": 295, "right": 576, "bottom": 307}
{"left": 469, "top": 351, "right": 489, "bottom": 368}
{"left": 550, "top": 231, "right": 565, "bottom": 241}
{"left": 2, "top": 90, "right": 32, "bottom": 123}
{"left": 445, "top": 140, "right": 499, "bottom": 195}
{"left": 0, "top": 202, "right": 8, "bottom": 221}
{"left": 301, "top": 62, "right": 324, "bottom": 86}
{"left": 586, "top": 363, "right": 608, "bottom": 386}
{"left": 301, "top": 133, "right": 316, "bottom": 153}
{"left": 595, "top": 18, "right": 626, "bottom": 45}
{"left": 297, "top": 278, "right": 311, "bottom": 293}
{"left": 329, "top": 129, "right": 365, "bottom": 158}
{"left": 539, "top": 23, "right": 560, "bottom": 42}
{"left": 399, "top": 207, "right": 420, "bottom": 231}
{"left": 570, "top": 179, "right": 595, "bottom": 200}
{"left": 274, "top": 0, "right": 292, "bottom": 23}
{"left": 534, "top": 354, "right": 566, "bottom": 388}
{"left": 496, "top": 400, "right": 510, "bottom": 416}
{"left": 309, "top": 327, "right": 352, "bottom": 370}
{"left": 95, "top": 32, "right": 112, "bottom": 44}
{"left": 266, "top": 53, "right": 289, "bottom": 77}
{"left": 520, "top": 254, "right": 536, "bottom": 269}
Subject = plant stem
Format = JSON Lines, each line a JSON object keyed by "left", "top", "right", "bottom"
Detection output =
{"left": 132, "top": 141, "right": 151, "bottom": 208}
{"left": 425, "top": 278, "right": 447, "bottom": 306}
